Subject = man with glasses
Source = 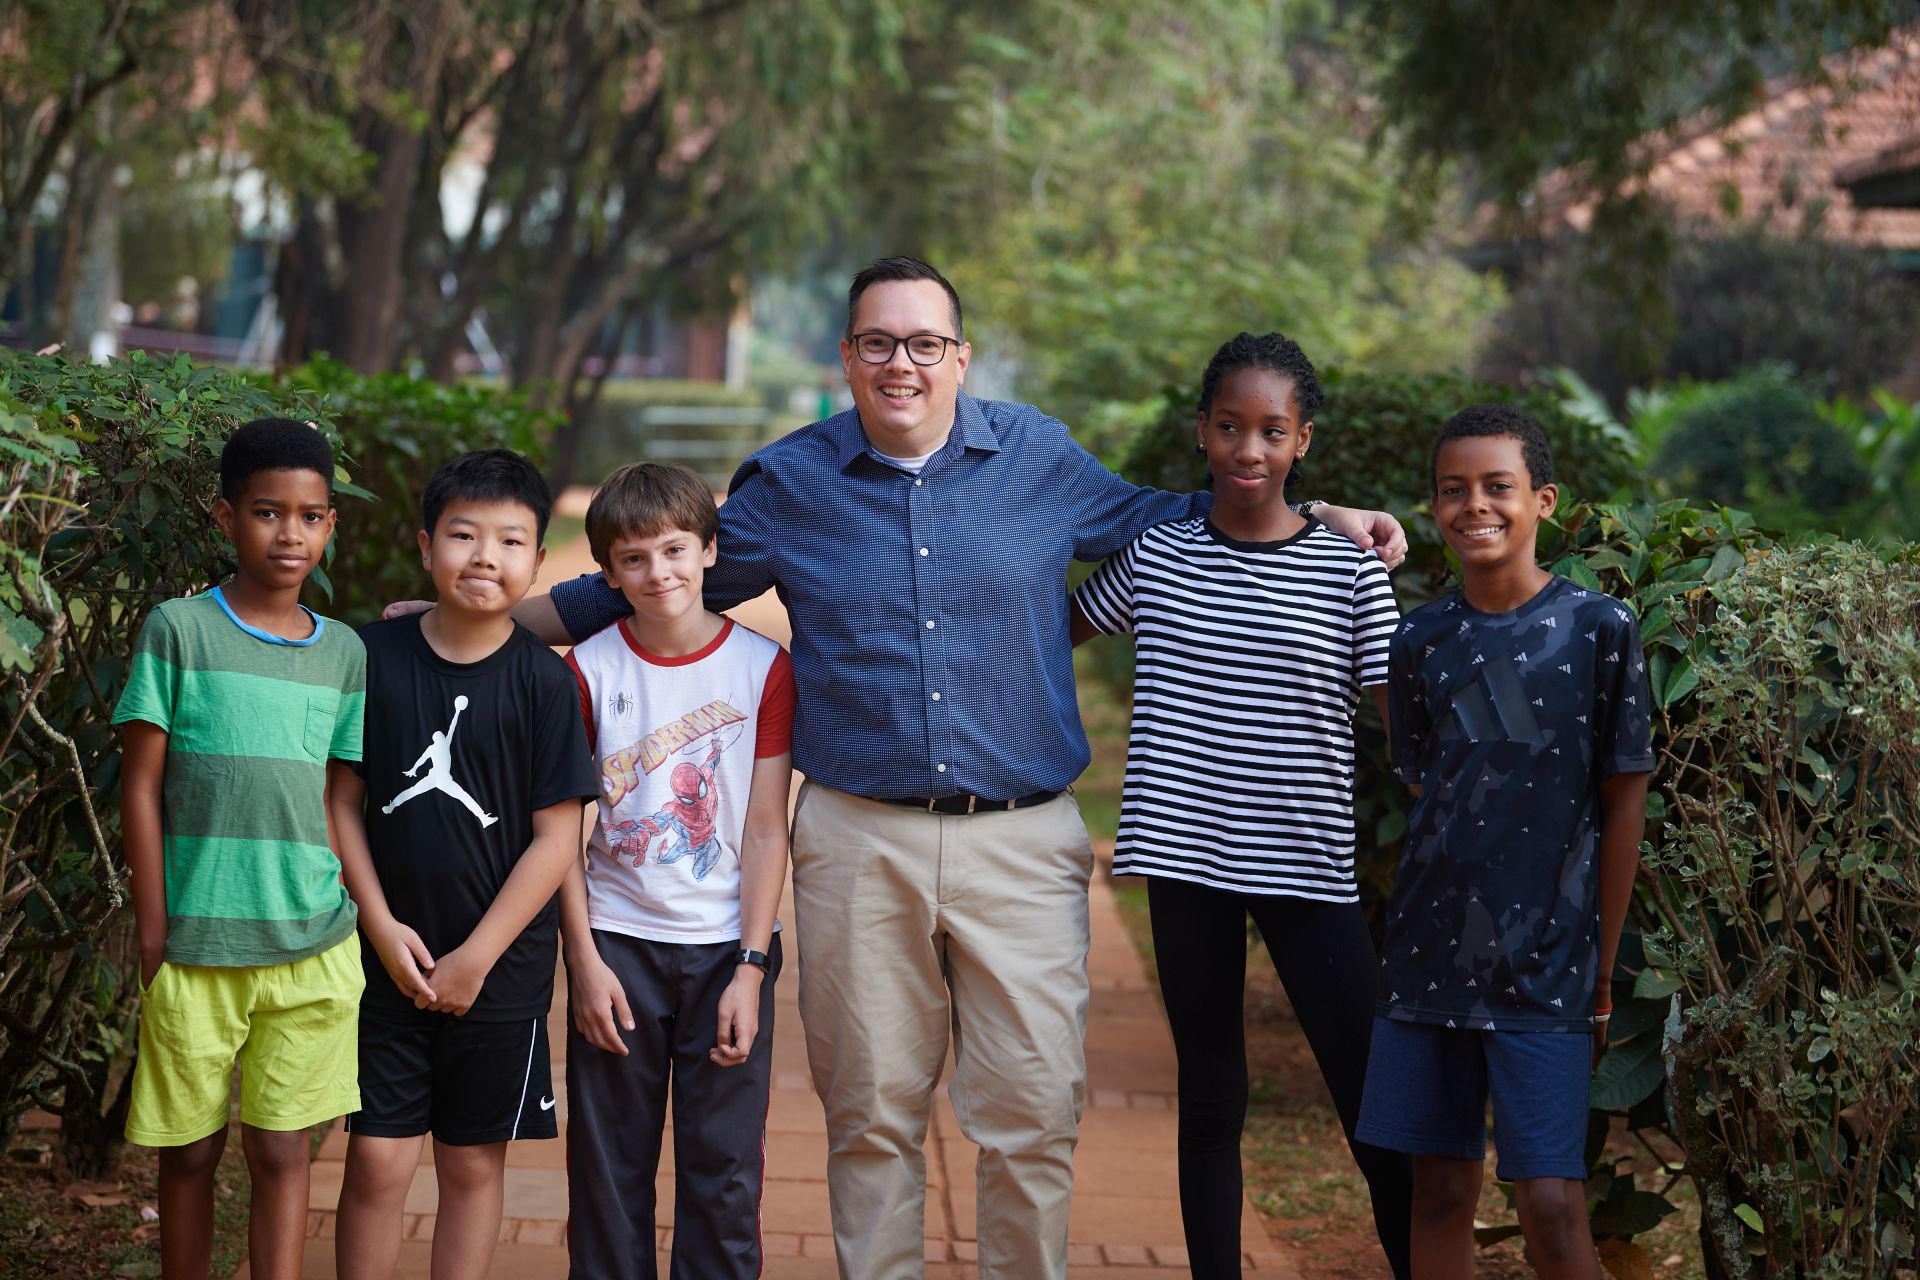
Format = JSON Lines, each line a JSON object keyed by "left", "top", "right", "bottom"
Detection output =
{"left": 493, "top": 257, "right": 1406, "bottom": 1277}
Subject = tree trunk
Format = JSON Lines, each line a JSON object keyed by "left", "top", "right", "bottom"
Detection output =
{"left": 333, "top": 0, "right": 455, "bottom": 373}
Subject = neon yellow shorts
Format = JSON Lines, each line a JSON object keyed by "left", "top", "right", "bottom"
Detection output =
{"left": 126, "top": 933, "right": 364, "bottom": 1147}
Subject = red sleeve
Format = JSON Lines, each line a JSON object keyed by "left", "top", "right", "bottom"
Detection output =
{"left": 754, "top": 648, "right": 795, "bottom": 758}
{"left": 566, "top": 649, "right": 596, "bottom": 743}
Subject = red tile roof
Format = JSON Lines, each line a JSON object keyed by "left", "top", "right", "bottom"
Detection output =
{"left": 1535, "top": 30, "right": 1920, "bottom": 249}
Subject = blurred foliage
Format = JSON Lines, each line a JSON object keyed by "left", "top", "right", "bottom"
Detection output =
{"left": 1820, "top": 390, "right": 1920, "bottom": 543}
{"left": 1482, "top": 229, "right": 1917, "bottom": 405}
{"left": 275, "top": 356, "right": 561, "bottom": 626}
{"left": 1359, "top": 1, "right": 1917, "bottom": 211}
{"left": 1548, "top": 366, "right": 1920, "bottom": 543}
{"left": 1361, "top": 2, "right": 1919, "bottom": 385}
{"left": 0, "top": 348, "right": 328, "bottom": 1177}
{"left": 1651, "top": 366, "right": 1870, "bottom": 532}
{"left": 0, "top": 347, "right": 555, "bottom": 1181}
{"left": 909, "top": 1, "right": 1504, "bottom": 430}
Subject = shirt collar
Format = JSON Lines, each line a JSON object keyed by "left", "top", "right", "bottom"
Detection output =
{"left": 833, "top": 392, "right": 1004, "bottom": 473}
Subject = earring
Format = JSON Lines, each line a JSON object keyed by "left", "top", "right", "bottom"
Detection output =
{"left": 1194, "top": 443, "right": 1206, "bottom": 455}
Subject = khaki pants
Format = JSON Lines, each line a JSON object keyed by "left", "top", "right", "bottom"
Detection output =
{"left": 791, "top": 783, "right": 1095, "bottom": 1279}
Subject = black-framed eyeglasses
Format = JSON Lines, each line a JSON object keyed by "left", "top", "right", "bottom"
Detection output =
{"left": 851, "top": 331, "right": 961, "bottom": 365}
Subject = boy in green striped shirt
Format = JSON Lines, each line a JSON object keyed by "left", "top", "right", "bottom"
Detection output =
{"left": 115, "top": 419, "right": 367, "bottom": 1280}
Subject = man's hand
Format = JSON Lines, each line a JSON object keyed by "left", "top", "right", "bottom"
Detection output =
{"left": 568, "top": 947, "right": 634, "bottom": 1056}
{"left": 365, "top": 915, "right": 437, "bottom": 1005}
{"left": 710, "top": 966, "right": 764, "bottom": 1067}
{"left": 383, "top": 600, "right": 433, "bottom": 620}
{"left": 1315, "top": 504, "right": 1409, "bottom": 570}
{"left": 423, "top": 942, "right": 490, "bottom": 1015}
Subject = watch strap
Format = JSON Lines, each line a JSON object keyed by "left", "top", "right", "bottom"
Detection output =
{"left": 735, "top": 947, "right": 772, "bottom": 971}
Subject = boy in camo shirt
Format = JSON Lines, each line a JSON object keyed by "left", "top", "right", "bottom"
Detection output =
{"left": 1357, "top": 405, "right": 1654, "bottom": 1280}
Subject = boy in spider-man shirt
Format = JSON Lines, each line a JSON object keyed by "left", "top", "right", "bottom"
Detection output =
{"left": 560, "top": 462, "right": 795, "bottom": 1278}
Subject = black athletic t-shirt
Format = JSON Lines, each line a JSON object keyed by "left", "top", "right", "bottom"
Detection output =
{"left": 1379, "top": 577, "right": 1654, "bottom": 1032}
{"left": 355, "top": 615, "right": 596, "bottom": 1020}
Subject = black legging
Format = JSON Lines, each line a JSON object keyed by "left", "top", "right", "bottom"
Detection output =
{"left": 1147, "top": 875, "right": 1413, "bottom": 1279}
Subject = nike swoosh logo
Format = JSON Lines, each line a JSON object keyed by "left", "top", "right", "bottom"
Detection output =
{"left": 539, "top": 1096, "right": 556, "bottom": 1111}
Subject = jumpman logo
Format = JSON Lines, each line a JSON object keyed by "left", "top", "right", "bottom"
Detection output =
{"left": 384, "top": 694, "right": 498, "bottom": 828}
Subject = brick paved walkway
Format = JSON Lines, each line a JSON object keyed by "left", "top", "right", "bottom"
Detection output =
{"left": 268, "top": 512, "right": 1300, "bottom": 1277}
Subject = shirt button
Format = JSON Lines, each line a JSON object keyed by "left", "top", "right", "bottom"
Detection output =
{"left": 925, "top": 619, "right": 935, "bottom": 629}
{"left": 931, "top": 692, "right": 941, "bottom": 701}
{"left": 919, "top": 547, "right": 929, "bottom": 557}
{"left": 936, "top": 763, "right": 947, "bottom": 773}
{"left": 914, "top": 478, "right": 924, "bottom": 487}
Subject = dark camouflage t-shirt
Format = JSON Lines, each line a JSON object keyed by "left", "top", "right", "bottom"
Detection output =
{"left": 1380, "top": 576, "right": 1654, "bottom": 1032}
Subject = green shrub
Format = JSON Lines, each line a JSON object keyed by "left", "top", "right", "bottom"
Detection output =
{"left": 1642, "top": 541, "right": 1918, "bottom": 1278}
{"left": 0, "top": 349, "right": 559, "bottom": 1178}
{"left": 0, "top": 349, "right": 334, "bottom": 1174}
{"left": 281, "top": 356, "right": 563, "bottom": 625}
{"left": 1481, "top": 228, "right": 1916, "bottom": 404}
{"left": 1105, "top": 365, "right": 1643, "bottom": 902}
{"left": 1653, "top": 366, "right": 1869, "bottom": 533}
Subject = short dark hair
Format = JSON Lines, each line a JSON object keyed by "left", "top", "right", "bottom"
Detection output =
{"left": 220, "top": 418, "right": 334, "bottom": 501}
{"left": 420, "top": 449, "right": 553, "bottom": 543}
{"left": 1431, "top": 403, "right": 1555, "bottom": 492}
{"left": 846, "top": 256, "right": 964, "bottom": 339}
{"left": 1197, "top": 332, "right": 1324, "bottom": 419}
{"left": 585, "top": 463, "right": 719, "bottom": 567}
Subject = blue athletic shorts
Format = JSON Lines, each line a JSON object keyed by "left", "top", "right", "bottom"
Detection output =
{"left": 1355, "top": 1016, "right": 1591, "bottom": 1181}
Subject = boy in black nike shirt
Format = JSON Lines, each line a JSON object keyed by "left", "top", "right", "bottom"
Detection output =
{"left": 328, "top": 451, "right": 597, "bottom": 1280}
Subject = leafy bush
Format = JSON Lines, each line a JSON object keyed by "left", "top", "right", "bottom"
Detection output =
{"left": 1106, "top": 365, "right": 1643, "bottom": 901}
{"left": 281, "top": 356, "right": 562, "bottom": 625}
{"left": 1820, "top": 390, "right": 1920, "bottom": 543}
{"left": 1481, "top": 507, "right": 1920, "bottom": 1277}
{"left": 0, "top": 350, "right": 333, "bottom": 1175}
{"left": 1480, "top": 227, "right": 1916, "bottom": 404}
{"left": 1645, "top": 542, "right": 1917, "bottom": 1278}
{"left": 0, "top": 349, "right": 559, "bottom": 1179}
{"left": 1652, "top": 366, "right": 1869, "bottom": 532}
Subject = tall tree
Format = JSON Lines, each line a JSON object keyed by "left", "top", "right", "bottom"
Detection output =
{"left": 1360, "top": 0, "right": 1920, "bottom": 218}
{"left": 230, "top": 0, "right": 946, "bottom": 478}
{"left": 0, "top": 1, "right": 200, "bottom": 309}
{"left": 897, "top": 0, "right": 1504, "bottom": 431}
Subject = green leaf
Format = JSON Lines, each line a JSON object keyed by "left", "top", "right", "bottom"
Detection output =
{"left": 1591, "top": 1032, "right": 1665, "bottom": 1110}
{"left": 1661, "top": 659, "right": 1698, "bottom": 709}
{"left": 1552, "top": 556, "right": 1603, "bottom": 591}
{"left": 1634, "top": 967, "right": 1683, "bottom": 999}
{"left": 1734, "top": 1203, "right": 1764, "bottom": 1232}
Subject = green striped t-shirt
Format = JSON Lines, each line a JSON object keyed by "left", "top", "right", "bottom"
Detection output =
{"left": 114, "top": 590, "right": 365, "bottom": 966}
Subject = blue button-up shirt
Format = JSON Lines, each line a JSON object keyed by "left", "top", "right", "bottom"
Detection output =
{"left": 551, "top": 393, "right": 1208, "bottom": 799}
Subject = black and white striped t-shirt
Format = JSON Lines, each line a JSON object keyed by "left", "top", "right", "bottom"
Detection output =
{"left": 1075, "top": 517, "right": 1400, "bottom": 901}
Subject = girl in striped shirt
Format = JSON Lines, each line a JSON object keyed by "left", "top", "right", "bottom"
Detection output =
{"left": 1071, "top": 332, "right": 1412, "bottom": 1279}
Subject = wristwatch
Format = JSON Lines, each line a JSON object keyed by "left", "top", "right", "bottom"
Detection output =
{"left": 1296, "top": 499, "right": 1321, "bottom": 517}
{"left": 735, "top": 948, "right": 772, "bottom": 972}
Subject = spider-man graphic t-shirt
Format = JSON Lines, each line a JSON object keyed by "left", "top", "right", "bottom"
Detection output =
{"left": 567, "top": 618, "right": 795, "bottom": 944}
{"left": 356, "top": 614, "right": 597, "bottom": 1019}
